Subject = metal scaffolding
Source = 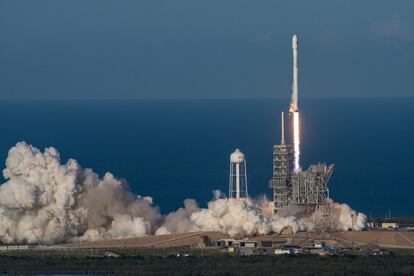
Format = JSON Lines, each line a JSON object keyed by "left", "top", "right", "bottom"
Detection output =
{"left": 269, "top": 112, "right": 334, "bottom": 228}
{"left": 290, "top": 164, "right": 333, "bottom": 206}
{"left": 269, "top": 112, "right": 294, "bottom": 211}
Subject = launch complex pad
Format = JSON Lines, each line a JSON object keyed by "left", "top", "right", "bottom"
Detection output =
{"left": 268, "top": 35, "right": 334, "bottom": 224}
{"left": 269, "top": 112, "right": 334, "bottom": 214}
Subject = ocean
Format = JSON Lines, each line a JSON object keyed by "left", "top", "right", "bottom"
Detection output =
{"left": 0, "top": 98, "right": 412, "bottom": 217}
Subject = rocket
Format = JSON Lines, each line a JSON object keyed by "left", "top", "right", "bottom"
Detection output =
{"left": 289, "top": 34, "right": 299, "bottom": 114}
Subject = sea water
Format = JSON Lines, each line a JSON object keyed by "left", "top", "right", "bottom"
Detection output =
{"left": 0, "top": 98, "right": 412, "bottom": 217}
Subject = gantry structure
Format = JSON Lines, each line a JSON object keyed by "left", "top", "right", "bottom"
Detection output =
{"left": 269, "top": 112, "right": 334, "bottom": 229}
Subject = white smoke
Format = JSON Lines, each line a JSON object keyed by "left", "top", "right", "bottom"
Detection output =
{"left": 155, "top": 196, "right": 366, "bottom": 238}
{"left": 155, "top": 199, "right": 200, "bottom": 235}
{"left": 328, "top": 199, "right": 367, "bottom": 231}
{"left": 0, "top": 142, "right": 366, "bottom": 244}
{"left": 0, "top": 142, "right": 161, "bottom": 244}
{"left": 198, "top": 198, "right": 308, "bottom": 237}
{"left": 155, "top": 197, "right": 306, "bottom": 238}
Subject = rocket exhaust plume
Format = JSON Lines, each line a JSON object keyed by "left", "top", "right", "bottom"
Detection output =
{"left": 290, "top": 34, "right": 301, "bottom": 172}
{"left": 293, "top": 112, "right": 301, "bottom": 172}
{"left": 0, "top": 142, "right": 366, "bottom": 243}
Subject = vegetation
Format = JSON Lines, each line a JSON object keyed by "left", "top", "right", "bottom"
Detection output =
{"left": 0, "top": 254, "right": 414, "bottom": 275}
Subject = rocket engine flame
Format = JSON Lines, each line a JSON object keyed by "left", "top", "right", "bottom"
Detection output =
{"left": 293, "top": 111, "right": 301, "bottom": 172}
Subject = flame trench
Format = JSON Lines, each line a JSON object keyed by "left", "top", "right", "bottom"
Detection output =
{"left": 293, "top": 111, "right": 301, "bottom": 172}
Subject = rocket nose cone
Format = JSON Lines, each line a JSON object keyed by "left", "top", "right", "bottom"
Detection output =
{"left": 292, "top": 34, "right": 298, "bottom": 48}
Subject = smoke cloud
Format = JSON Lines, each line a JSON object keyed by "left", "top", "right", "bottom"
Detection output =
{"left": 0, "top": 142, "right": 161, "bottom": 244}
{"left": 0, "top": 142, "right": 366, "bottom": 244}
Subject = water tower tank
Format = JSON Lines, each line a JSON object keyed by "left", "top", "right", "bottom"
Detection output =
{"left": 229, "top": 149, "right": 248, "bottom": 199}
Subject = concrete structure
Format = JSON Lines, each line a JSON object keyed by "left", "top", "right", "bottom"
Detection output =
{"left": 61, "top": 232, "right": 227, "bottom": 249}
{"left": 381, "top": 222, "right": 399, "bottom": 229}
{"left": 335, "top": 231, "right": 414, "bottom": 249}
{"left": 239, "top": 241, "right": 257, "bottom": 248}
{"left": 229, "top": 149, "right": 248, "bottom": 199}
{"left": 217, "top": 239, "right": 235, "bottom": 248}
{"left": 2, "top": 230, "right": 412, "bottom": 255}
{"left": 274, "top": 248, "right": 291, "bottom": 255}
{"left": 71, "top": 230, "right": 414, "bottom": 250}
{"left": 0, "top": 245, "right": 31, "bottom": 251}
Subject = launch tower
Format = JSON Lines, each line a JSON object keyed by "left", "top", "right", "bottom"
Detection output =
{"left": 268, "top": 113, "right": 334, "bottom": 215}
{"left": 269, "top": 112, "right": 293, "bottom": 211}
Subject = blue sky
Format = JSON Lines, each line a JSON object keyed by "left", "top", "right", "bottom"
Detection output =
{"left": 0, "top": 0, "right": 413, "bottom": 99}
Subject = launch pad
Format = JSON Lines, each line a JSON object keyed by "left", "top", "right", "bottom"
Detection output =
{"left": 269, "top": 112, "right": 334, "bottom": 217}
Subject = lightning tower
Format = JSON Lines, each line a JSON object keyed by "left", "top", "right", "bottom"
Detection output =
{"left": 269, "top": 112, "right": 293, "bottom": 211}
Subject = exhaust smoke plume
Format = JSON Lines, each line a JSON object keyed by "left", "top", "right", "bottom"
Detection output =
{"left": 0, "top": 142, "right": 162, "bottom": 244}
{"left": 0, "top": 142, "right": 366, "bottom": 244}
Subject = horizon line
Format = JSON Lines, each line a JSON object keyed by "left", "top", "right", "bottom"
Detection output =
{"left": 0, "top": 96, "right": 413, "bottom": 102}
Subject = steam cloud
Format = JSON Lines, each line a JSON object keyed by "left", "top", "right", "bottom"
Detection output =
{"left": 0, "top": 142, "right": 366, "bottom": 244}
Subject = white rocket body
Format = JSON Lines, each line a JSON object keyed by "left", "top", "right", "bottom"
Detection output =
{"left": 289, "top": 34, "right": 299, "bottom": 114}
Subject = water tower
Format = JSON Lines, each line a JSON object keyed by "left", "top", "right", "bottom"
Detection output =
{"left": 229, "top": 149, "right": 248, "bottom": 199}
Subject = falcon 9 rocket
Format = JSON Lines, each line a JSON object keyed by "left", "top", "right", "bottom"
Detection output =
{"left": 289, "top": 34, "right": 299, "bottom": 114}
{"left": 290, "top": 34, "right": 301, "bottom": 172}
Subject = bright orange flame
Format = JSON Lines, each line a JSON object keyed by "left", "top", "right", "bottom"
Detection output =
{"left": 293, "top": 112, "right": 301, "bottom": 172}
